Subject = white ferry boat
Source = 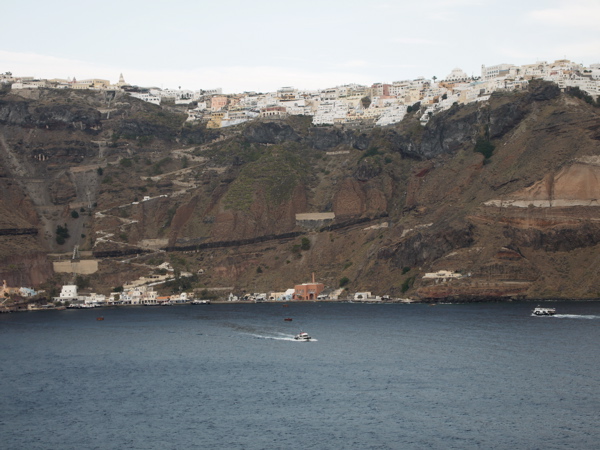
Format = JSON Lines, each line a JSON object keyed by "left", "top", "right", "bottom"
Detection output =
{"left": 532, "top": 306, "right": 556, "bottom": 316}
{"left": 294, "top": 332, "right": 312, "bottom": 341}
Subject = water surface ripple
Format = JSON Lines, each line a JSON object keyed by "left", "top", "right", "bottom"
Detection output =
{"left": 1, "top": 301, "right": 599, "bottom": 449}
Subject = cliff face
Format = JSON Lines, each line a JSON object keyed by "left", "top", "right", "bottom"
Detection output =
{"left": 0, "top": 97, "right": 101, "bottom": 130}
{"left": 1, "top": 82, "right": 600, "bottom": 301}
{"left": 242, "top": 122, "right": 301, "bottom": 144}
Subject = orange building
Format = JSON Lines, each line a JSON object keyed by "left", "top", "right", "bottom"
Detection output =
{"left": 210, "top": 95, "right": 228, "bottom": 111}
{"left": 293, "top": 274, "right": 324, "bottom": 300}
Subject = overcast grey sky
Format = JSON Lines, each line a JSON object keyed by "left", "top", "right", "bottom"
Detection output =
{"left": 1, "top": 0, "right": 599, "bottom": 93}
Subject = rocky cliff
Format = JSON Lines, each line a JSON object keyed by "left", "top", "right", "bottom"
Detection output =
{"left": 1, "top": 82, "right": 600, "bottom": 300}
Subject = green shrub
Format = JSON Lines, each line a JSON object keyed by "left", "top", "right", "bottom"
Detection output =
{"left": 339, "top": 276, "right": 350, "bottom": 287}
{"left": 361, "top": 147, "right": 380, "bottom": 160}
{"left": 56, "top": 224, "right": 70, "bottom": 245}
{"left": 401, "top": 276, "right": 416, "bottom": 293}
{"left": 301, "top": 237, "right": 310, "bottom": 251}
{"left": 474, "top": 138, "right": 495, "bottom": 160}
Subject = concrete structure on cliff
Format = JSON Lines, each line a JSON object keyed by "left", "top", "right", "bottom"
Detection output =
{"left": 422, "top": 270, "right": 464, "bottom": 283}
{"left": 296, "top": 212, "right": 335, "bottom": 229}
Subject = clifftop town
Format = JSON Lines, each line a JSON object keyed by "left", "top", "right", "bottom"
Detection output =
{"left": 3, "top": 59, "right": 599, "bottom": 130}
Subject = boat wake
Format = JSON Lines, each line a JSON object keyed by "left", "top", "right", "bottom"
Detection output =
{"left": 247, "top": 332, "right": 317, "bottom": 342}
{"left": 249, "top": 333, "right": 296, "bottom": 341}
{"left": 552, "top": 314, "right": 600, "bottom": 320}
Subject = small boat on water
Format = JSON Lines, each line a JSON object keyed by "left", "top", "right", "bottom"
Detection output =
{"left": 284, "top": 318, "right": 293, "bottom": 321}
{"left": 96, "top": 316, "right": 104, "bottom": 321}
{"left": 191, "top": 299, "right": 211, "bottom": 305}
{"left": 532, "top": 306, "right": 556, "bottom": 316}
{"left": 294, "top": 332, "right": 312, "bottom": 341}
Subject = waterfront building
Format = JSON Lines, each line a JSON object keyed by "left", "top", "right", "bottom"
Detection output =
{"left": 353, "top": 292, "right": 381, "bottom": 301}
{"left": 54, "top": 285, "right": 78, "bottom": 302}
{"left": 293, "top": 274, "right": 324, "bottom": 301}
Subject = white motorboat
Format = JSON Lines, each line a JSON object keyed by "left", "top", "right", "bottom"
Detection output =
{"left": 294, "top": 332, "right": 312, "bottom": 341}
{"left": 191, "top": 299, "right": 211, "bottom": 305}
{"left": 532, "top": 306, "right": 556, "bottom": 316}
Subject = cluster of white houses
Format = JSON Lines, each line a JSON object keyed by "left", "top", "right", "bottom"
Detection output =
{"left": 49, "top": 268, "right": 465, "bottom": 307}
{"left": 3, "top": 59, "right": 598, "bottom": 129}
{"left": 52, "top": 283, "right": 187, "bottom": 306}
{"left": 51, "top": 283, "right": 378, "bottom": 306}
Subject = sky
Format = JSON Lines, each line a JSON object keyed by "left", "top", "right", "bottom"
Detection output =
{"left": 1, "top": 0, "right": 599, "bottom": 94}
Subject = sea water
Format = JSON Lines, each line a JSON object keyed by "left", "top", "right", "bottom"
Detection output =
{"left": 1, "top": 301, "right": 599, "bottom": 449}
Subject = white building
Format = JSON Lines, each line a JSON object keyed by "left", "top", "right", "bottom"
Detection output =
{"left": 422, "top": 270, "right": 463, "bottom": 283}
{"left": 278, "top": 98, "right": 309, "bottom": 115}
{"left": 353, "top": 292, "right": 381, "bottom": 301}
{"left": 481, "top": 63, "right": 515, "bottom": 80}
{"left": 444, "top": 68, "right": 470, "bottom": 83}
{"left": 82, "top": 292, "right": 106, "bottom": 306}
{"left": 376, "top": 105, "right": 408, "bottom": 126}
{"left": 312, "top": 101, "right": 349, "bottom": 125}
{"left": 129, "top": 92, "right": 161, "bottom": 105}
{"left": 202, "top": 88, "right": 223, "bottom": 96}
{"left": 12, "top": 79, "right": 49, "bottom": 89}
{"left": 170, "top": 292, "right": 189, "bottom": 303}
{"left": 55, "top": 285, "right": 78, "bottom": 301}
{"left": 120, "top": 285, "right": 159, "bottom": 305}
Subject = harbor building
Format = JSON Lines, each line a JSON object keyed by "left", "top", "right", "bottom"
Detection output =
{"left": 293, "top": 273, "right": 324, "bottom": 301}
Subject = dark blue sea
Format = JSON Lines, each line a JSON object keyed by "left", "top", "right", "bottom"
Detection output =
{"left": 1, "top": 301, "right": 599, "bottom": 449}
